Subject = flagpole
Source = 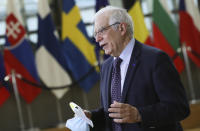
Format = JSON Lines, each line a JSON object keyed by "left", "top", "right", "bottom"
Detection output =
{"left": 82, "top": 91, "right": 89, "bottom": 109}
{"left": 182, "top": 44, "right": 196, "bottom": 104}
{"left": 11, "top": 70, "right": 25, "bottom": 131}
{"left": 56, "top": 99, "right": 64, "bottom": 128}
{"left": 26, "top": 105, "right": 33, "bottom": 129}
{"left": 26, "top": 104, "right": 40, "bottom": 131}
{"left": 13, "top": 72, "right": 39, "bottom": 131}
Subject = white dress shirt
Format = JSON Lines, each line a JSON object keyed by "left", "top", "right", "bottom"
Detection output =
{"left": 118, "top": 38, "right": 135, "bottom": 93}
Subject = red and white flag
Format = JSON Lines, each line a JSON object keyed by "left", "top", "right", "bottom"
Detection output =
{"left": 179, "top": 0, "right": 200, "bottom": 67}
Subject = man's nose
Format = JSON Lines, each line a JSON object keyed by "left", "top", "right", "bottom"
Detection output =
{"left": 95, "top": 34, "right": 102, "bottom": 43}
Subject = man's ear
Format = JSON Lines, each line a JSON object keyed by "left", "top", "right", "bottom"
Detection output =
{"left": 120, "top": 23, "right": 127, "bottom": 35}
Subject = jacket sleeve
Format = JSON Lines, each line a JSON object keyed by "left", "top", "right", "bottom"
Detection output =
{"left": 90, "top": 63, "right": 107, "bottom": 131}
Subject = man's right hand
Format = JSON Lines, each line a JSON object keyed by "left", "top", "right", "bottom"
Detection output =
{"left": 84, "top": 110, "right": 92, "bottom": 119}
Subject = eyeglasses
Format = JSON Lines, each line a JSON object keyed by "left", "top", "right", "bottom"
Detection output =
{"left": 94, "top": 22, "right": 120, "bottom": 38}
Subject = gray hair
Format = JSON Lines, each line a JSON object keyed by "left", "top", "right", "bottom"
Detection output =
{"left": 94, "top": 6, "right": 134, "bottom": 38}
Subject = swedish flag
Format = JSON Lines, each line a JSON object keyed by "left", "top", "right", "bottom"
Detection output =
{"left": 62, "top": 0, "right": 99, "bottom": 92}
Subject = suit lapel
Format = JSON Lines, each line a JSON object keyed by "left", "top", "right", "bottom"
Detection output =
{"left": 121, "top": 40, "right": 141, "bottom": 102}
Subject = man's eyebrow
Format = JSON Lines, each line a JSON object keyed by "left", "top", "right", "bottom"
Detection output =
{"left": 97, "top": 25, "right": 107, "bottom": 31}
{"left": 94, "top": 26, "right": 103, "bottom": 32}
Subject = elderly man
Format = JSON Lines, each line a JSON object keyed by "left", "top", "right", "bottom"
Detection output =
{"left": 86, "top": 6, "right": 190, "bottom": 131}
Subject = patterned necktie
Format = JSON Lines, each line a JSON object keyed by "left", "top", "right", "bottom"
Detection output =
{"left": 111, "top": 57, "right": 122, "bottom": 131}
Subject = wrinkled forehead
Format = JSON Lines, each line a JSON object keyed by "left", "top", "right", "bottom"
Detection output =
{"left": 94, "top": 14, "right": 109, "bottom": 31}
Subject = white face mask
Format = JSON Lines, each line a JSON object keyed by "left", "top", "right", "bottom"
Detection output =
{"left": 66, "top": 102, "right": 93, "bottom": 131}
{"left": 66, "top": 116, "right": 90, "bottom": 131}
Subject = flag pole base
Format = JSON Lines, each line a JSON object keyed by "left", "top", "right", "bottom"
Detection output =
{"left": 57, "top": 123, "right": 66, "bottom": 128}
{"left": 25, "top": 127, "right": 40, "bottom": 131}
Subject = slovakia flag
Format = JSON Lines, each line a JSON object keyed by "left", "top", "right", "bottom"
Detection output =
{"left": 0, "top": 53, "right": 10, "bottom": 107}
{"left": 4, "top": 0, "right": 41, "bottom": 104}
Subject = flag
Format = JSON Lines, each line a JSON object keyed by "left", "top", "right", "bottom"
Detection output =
{"left": 96, "top": 0, "right": 109, "bottom": 12}
{"left": 124, "top": 0, "right": 153, "bottom": 46}
{"left": 62, "top": 0, "right": 99, "bottom": 92}
{"left": 95, "top": 0, "right": 110, "bottom": 65}
{"left": 152, "top": 0, "right": 185, "bottom": 73}
{"left": 179, "top": 0, "right": 200, "bottom": 67}
{"left": 4, "top": 0, "right": 41, "bottom": 103}
{"left": 36, "top": 0, "right": 72, "bottom": 99}
{"left": 0, "top": 53, "right": 10, "bottom": 107}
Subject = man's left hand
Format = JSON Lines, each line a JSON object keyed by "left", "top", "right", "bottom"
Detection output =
{"left": 108, "top": 101, "right": 141, "bottom": 123}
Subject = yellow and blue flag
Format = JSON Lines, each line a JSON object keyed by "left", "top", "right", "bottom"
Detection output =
{"left": 62, "top": 0, "right": 99, "bottom": 92}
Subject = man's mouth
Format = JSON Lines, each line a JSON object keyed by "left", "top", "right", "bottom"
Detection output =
{"left": 100, "top": 43, "right": 106, "bottom": 50}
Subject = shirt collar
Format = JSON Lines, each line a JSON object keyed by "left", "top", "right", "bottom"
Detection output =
{"left": 118, "top": 38, "right": 135, "bottom": 63}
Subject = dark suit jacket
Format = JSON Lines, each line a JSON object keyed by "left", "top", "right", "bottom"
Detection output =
{"left": 91, "top": 40, "right": 190, "bottom": 131}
